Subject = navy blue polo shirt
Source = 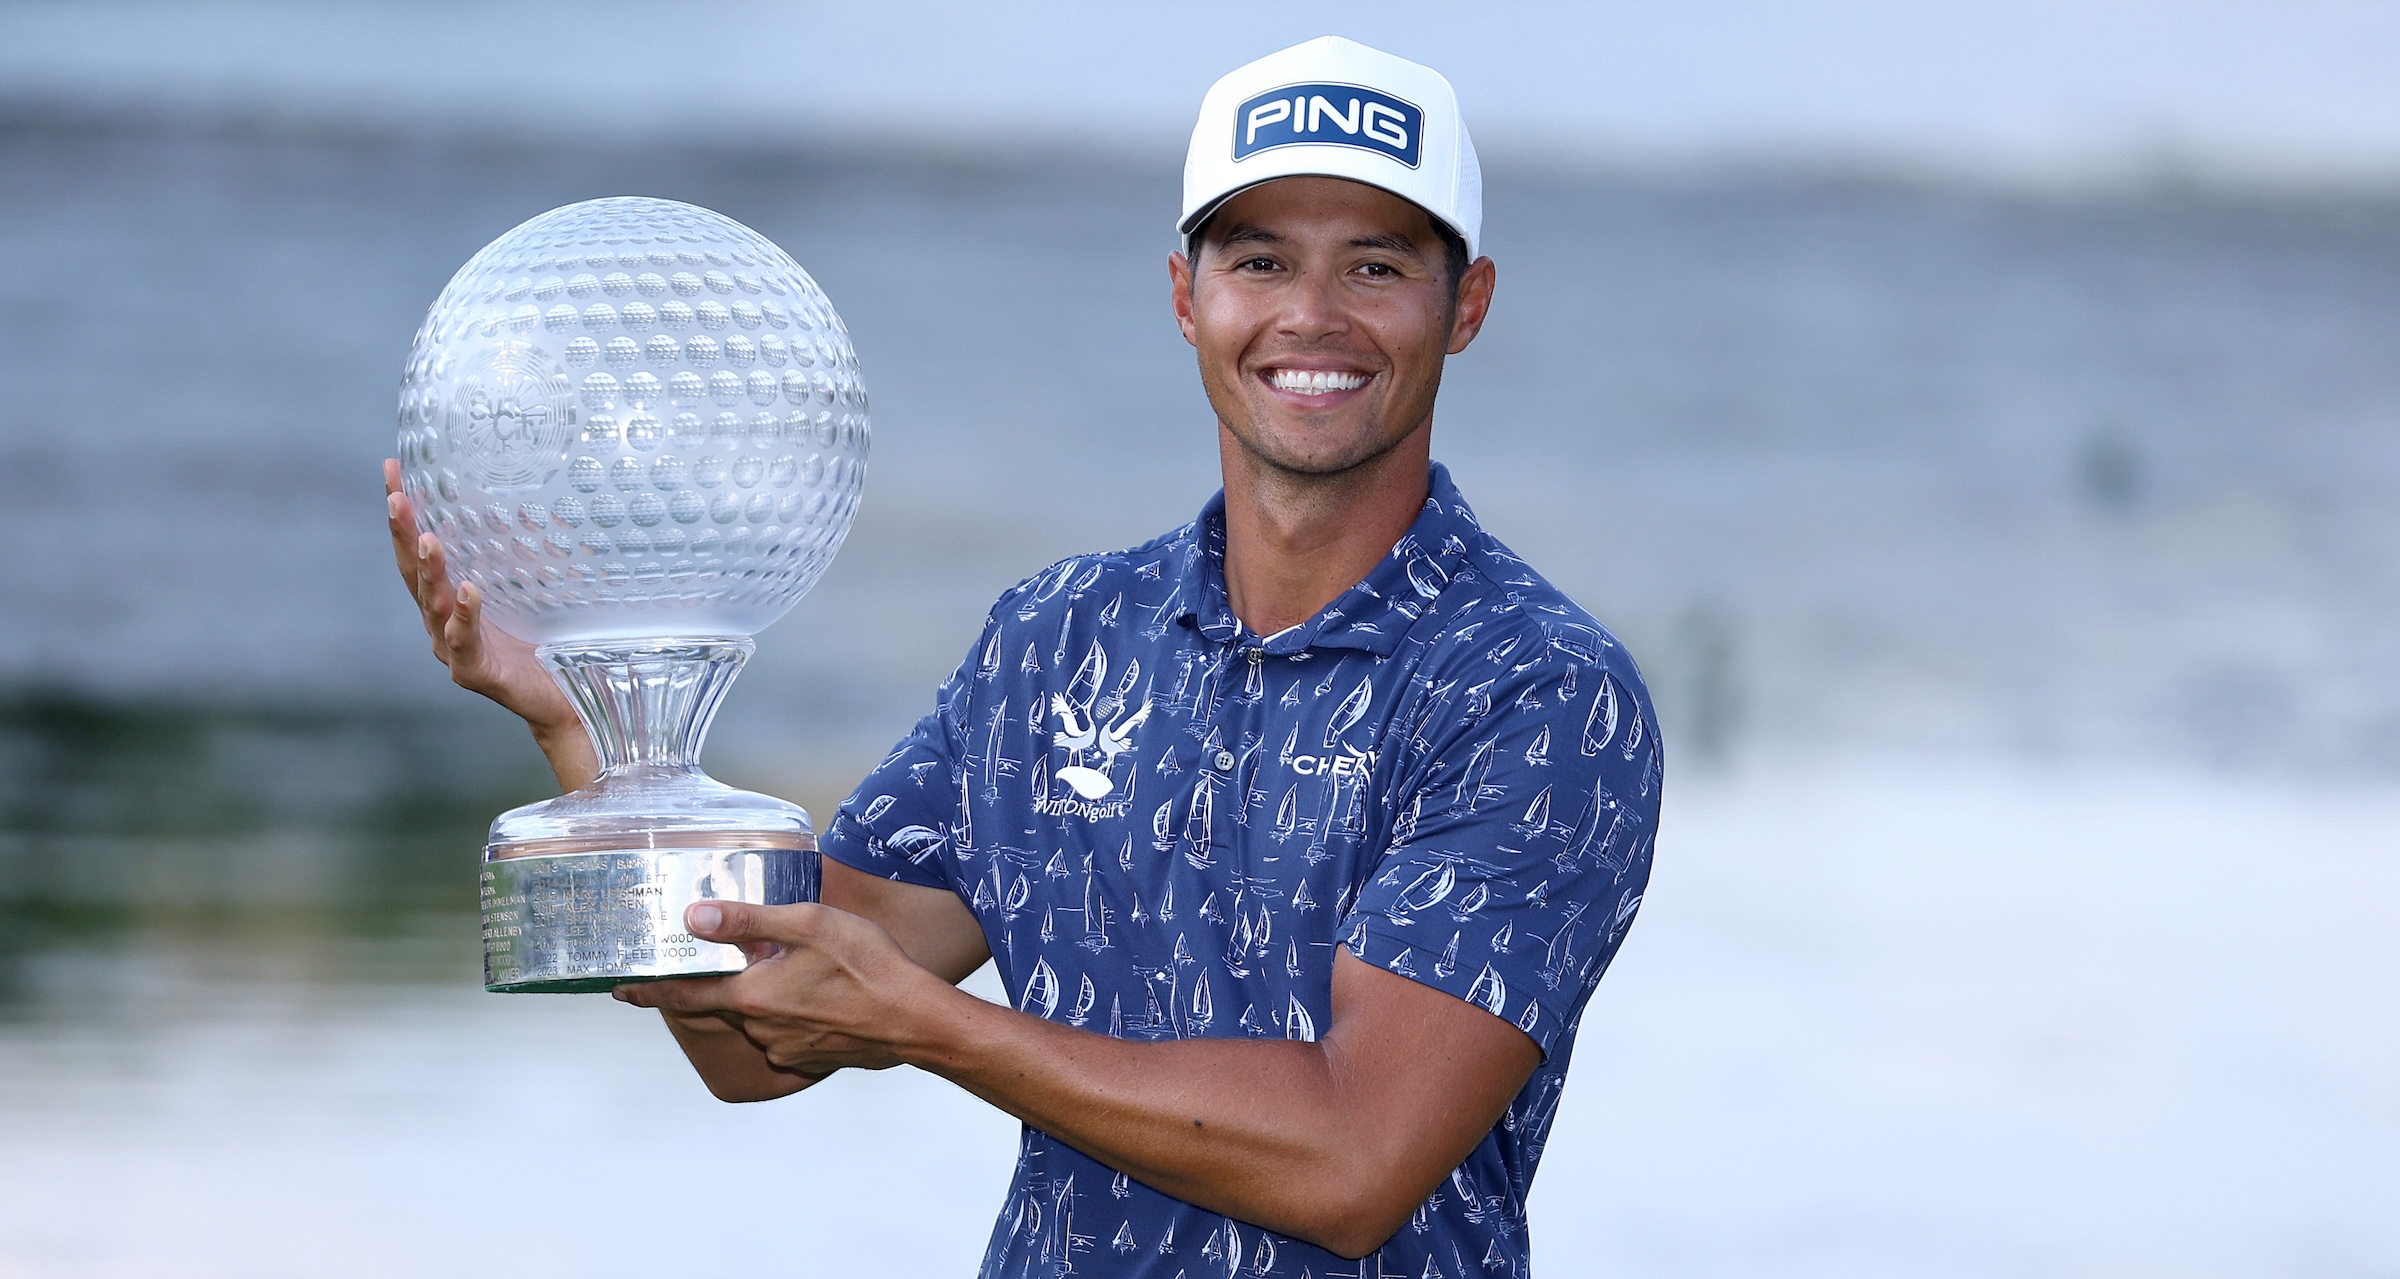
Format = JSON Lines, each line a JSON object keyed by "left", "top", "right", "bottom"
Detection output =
{"left": 824, "top": 463, "right": 1661, "bottom": 1279}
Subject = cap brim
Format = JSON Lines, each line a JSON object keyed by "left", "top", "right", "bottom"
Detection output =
{"left": 1176, "top": 173, "right": 1472, "bottom": 253}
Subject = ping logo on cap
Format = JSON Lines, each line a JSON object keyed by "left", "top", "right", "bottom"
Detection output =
{"left": 1233, "top": 82, "right": 1422, "bottom": 169}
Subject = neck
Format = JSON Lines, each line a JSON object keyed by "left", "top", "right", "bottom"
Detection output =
{"left": 1217, "top": 426, "right": 1432, "bottom": 638}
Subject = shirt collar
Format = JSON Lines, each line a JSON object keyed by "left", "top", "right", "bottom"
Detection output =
{"left": 1173, "top": 462, "right": 1481, "bottom": 657}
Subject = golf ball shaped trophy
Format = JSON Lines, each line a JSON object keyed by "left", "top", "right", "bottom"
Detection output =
{"left": 396, "top": 197, "right": 868, "bottom": 992}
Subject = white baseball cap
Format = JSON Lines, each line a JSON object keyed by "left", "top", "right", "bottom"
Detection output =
{"left": 1180, "top": 36, "right": 1483, "bottom": 259}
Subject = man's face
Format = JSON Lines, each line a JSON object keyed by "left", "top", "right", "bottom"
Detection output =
{"left": 1171, "top": 177, "right": 1493, "bottom": 479}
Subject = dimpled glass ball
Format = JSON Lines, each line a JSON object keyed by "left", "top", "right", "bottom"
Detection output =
{"left": 398, "top": 197, "right": 869, "bottom": 644}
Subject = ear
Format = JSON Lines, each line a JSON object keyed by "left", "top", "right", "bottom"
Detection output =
{"left": 1169, "top": 249, "right": 1200, "bottom": 348}
{"left": 1446, "top": 256, "right": 1496, "bottom": 355}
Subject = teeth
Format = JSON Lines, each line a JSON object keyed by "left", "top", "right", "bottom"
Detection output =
{"left": 1269, "top": 369, "right": 1368, "bottom": 395}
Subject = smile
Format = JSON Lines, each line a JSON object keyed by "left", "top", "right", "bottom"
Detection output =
{"left": 1266, "top": 369, "right": 1370, "bottom": 396}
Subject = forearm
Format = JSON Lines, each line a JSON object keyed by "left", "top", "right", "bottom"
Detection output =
{"left": 620, "top": 902, "right": 1532, "bottom": 1255}
{"left": 907, "top": 990, "right": 1397, "bottom": 1256}
{"left": 659, "top": 1010, "right": 820, "bottom": 1102}
{"left": 529, "top": 714, "right": 598, "bottom": 792}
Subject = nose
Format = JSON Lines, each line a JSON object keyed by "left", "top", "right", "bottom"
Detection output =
{"left": 1274, "top": 262, "right": 1349, "bottom": 343}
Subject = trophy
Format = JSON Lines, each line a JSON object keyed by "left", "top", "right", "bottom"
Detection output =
{"left": 395, "top": 197, "right": 869, "bottom": 992}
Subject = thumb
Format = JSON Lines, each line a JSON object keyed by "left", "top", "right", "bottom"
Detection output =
{"left": 686, "top": 900, "right": 814, "bottom": 946}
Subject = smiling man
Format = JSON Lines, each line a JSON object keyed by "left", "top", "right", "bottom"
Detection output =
{"left": 390, "top": 34, "right": 1659, "bottom": 1279}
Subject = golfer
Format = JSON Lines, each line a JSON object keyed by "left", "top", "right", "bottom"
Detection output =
{"left": 389, "top": 35, "right": 1659, "bottom": 1278}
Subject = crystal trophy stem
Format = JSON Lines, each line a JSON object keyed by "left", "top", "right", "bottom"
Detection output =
{"left": 552, "top": 638, "right": 750, "bottom": 773}
{"left": 479, "top": 639, "right": 817, "bottom": 994}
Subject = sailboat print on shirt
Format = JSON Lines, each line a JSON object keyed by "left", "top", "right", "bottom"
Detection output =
{"left": 981, "top": 702, "right": 1014, "bottom": 802}
{"left": 1582, "top": 674, "right": 1618, "bottom": 755}
{"left": 1020, "top": 958, "right": 1059, "bottom": 1017}
{"left": 1466, "top": 962, "right": 1508, "bottom": 1016}
{"left": 1273, "top": 784, "right": 1301, "bottom": 842}
{"left": 1051, "top": 607, "right": 1076, "bottom": 671}
{"left": 1180, "top": 781, "right": 1215, "bottom": 869}
{"left": 1324, "top": 677, "right": 1373, "bottom": 747}
{"left": 1062, "top": 637, "right": 1104, "bottom": 707}
{"left": 1286, "top": 992, "right": 1317, "bottom": 1042}
{"left": 1386, "top": 860, "right": 1456, "bottom": 924}
{"left": 975, "top": 625, "right": 1003, "bottom": 681}
{"left": 1512, "top": 786, "right": 1552, "bottom": 839}
{"left": 1077, "top": 873, "right": 1115, "bottom": 953}
{"left": 822, "top": 468, "right": 1659, "bottom": 1279}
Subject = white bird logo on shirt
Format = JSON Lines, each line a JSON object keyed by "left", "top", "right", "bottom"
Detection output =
{"left": 1053, "top": 694, "right": 1152, "bottom": 799}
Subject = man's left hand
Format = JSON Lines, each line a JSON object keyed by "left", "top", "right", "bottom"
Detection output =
{"left": 614, "top": 901, "right": 961, "bottom": 1077}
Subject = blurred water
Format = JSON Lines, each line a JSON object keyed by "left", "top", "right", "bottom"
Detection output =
{"left": 0, "top": 764, "right": 2390, "bottom": 1277}
{"left": 5, "top": 114, "right": 2399, "bottom": 774}
{"left": 2, "top": 113, "right": 2397, "bottom": 1275}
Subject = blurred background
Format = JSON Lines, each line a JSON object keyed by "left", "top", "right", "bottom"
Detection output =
{"left": 2, "top": 1, "right": 2396, "bottom": 1274}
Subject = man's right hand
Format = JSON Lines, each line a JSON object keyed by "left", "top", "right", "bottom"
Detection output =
{"left": 385, "top": 459, "right": 599, "bottom": 791}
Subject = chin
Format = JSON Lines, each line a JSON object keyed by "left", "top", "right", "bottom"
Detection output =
{"left": 1244, "top": 431, "right": 1402, "bottom": 478}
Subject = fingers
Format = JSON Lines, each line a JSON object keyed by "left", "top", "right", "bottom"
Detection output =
{"left": 386, "top": 460, "right": 423, "bottom": 585}
{"left": 443, "top": 579, "right": 485, "bottom": 670}
{"left": 413, "top": 533, "right": 490, "bottom": 690}
{"left": 415, "top": 530, "right": 447, "bottom": 601}
{"left": 384, "top": 457, "right": 451, "bottom": 630}
{"left": 686, "top": 900, "right": 823, "bottom": 949}
{"left": 385, "top": 459, "right": 475, "bottom": 680}
{"left": 614, "top": 975, "right": 737, "bottom": 1014}
{"left": 386, "top": 465, "right": 461, "bottom": 662}
{"left": 386, "top": 460, "right": 431, "bottom": 591}
{"left": 415, "top": 531, "right": 457, "bottom": 635}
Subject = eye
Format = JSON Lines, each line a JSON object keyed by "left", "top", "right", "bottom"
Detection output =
{"left": 1238, "top": 256, "right": 1280, "bottom": 273}
{"left": 1356, "top": 261, "right": 1399, "bottom": 279}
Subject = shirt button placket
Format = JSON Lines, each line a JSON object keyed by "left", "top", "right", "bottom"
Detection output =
{"left": 1223, "top": 647, "right": 1269, "bottom": 871}
{"left": 1190, "top": 643, "right": 1248, "bottom": 862}
{"left": 1221, "top": 649, "right": 1264, "bottom": 775}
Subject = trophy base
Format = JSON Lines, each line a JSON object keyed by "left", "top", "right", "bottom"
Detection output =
{"left": 480, "top": 837, "right": 818, "bottom": 994}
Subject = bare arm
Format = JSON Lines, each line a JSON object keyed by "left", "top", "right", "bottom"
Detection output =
{"left": 619, "top": 901, "right": 1539, "bottom": 1258}
{"left": 920, "top": 949, "right": 1535, "bottom": 1257}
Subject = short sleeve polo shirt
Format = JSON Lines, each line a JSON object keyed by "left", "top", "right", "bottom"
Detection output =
{"left": 824, "top": 462, "right": 1662, "bottom": 1279}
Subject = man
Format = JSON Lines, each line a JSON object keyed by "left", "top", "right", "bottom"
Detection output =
{"left": 388, "top": 35, "right": 1659, "bottom": 1279}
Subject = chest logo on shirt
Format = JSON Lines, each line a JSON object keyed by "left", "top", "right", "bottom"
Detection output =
{"left": 1051, "top": 694, "right": 1151, "bottom": 797}
{"left": 1033, "top": 641, "right": 1155, "bottom": 819}
{"left": 1036, "top": 691, "right": 1153, "bottom": 820}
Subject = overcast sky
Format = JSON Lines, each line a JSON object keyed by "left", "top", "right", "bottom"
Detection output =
{"left": 4, "top": 0, "right": 2397, "bottom": 186}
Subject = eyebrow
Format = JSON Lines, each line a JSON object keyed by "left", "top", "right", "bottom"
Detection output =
{"left": 1214, "top": 223, "right": 1283, "bottom": 250}
{"left": 1345, "top": 231, "right": 1426, "bottom": 258}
